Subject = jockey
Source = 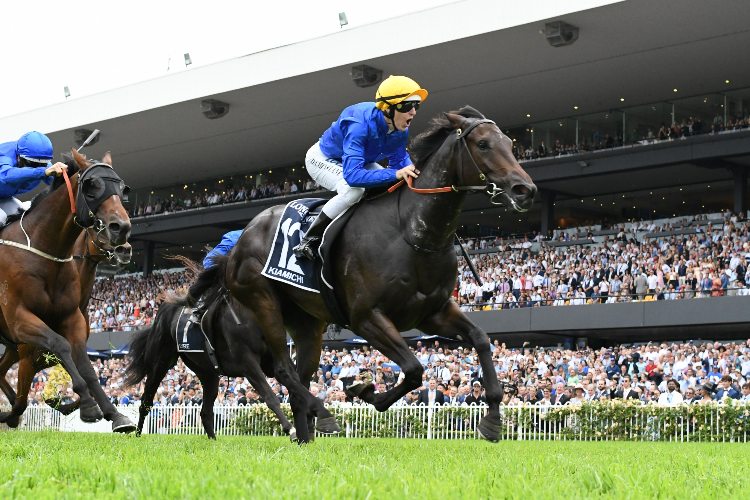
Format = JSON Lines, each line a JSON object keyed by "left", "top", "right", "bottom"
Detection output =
{"left": 203, "top": 229, "right": 243, "bottom": 268}
{"left": 292, "top": 75, "right": 428, "bottom": 260}
{"left": 0, "top": 131, "right": 68, "bottom": 224}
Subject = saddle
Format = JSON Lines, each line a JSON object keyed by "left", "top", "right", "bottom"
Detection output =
{"left": 175, "top": 289, "right": 241, "bottom": 373}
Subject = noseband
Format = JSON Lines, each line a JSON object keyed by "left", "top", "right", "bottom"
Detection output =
{"left": 388, "top": 118, "right": 523, "bottom": 210}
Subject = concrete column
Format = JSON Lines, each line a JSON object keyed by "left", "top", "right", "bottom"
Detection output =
{"left": 540, "top": 189, "right": 556, "bottom": 237}
{"left": 733, "top": 167, "right": 748, "bottom": 216}
{"left": 143, "top": 241, "right": 155, "bottom": 277}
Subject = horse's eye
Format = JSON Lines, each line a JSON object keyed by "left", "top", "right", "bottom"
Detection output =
{"left": 477, "top": 140, "right": 489, "bottom": 150}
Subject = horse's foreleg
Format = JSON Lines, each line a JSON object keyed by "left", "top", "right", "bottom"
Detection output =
{"left": 244, "top": 355, "right": 294, "bottom": 436}
{"left": 136, "top": 351, "right": 177, "bottom": 437}
{"left": 0, "top": 352, "right": 35, "bottom": 427}
{"left": 0, "top": 348, "right": 20, "bottom": 406}
{"left": 59, "top": 312, "right": 136, "bottom": 433}
{"left": 237, "top": 290, "right": 312, "bottom": 443}
{"left": 4, "top": 309, "right": 100, "bottom": 424}
{"left": 195, "top": 368, "right": 219, "bottom": 440}
{"left": 351, "top": 310, "right": 424, "bottom": 412}
{"left": 418, "top": 300, "right": 502, "bottom": 443}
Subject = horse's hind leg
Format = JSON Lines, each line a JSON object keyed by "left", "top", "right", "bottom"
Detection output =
{"left": 0, "top": 348, "right": 20, "bottom": 406}
{"left": 285, "top": 309, "right": 340, "bottom": 435}
{"left": 417, "top": 300, "right": 502, "bottom": 443}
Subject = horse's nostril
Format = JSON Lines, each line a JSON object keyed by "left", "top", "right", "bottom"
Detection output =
{"left": 108, "top": 222, "right": 121, "bottom": 233}
{"left": 512, "top": 185, "right": 530, "bottom": 197}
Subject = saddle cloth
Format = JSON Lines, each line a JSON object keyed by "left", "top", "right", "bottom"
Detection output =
{"left": 261, "top": 199, "right": 327, "bottom": 292}
{"left": 175, "top": 307, "right": 207, "bottom": 353}
{"left": 260, "top": 197, "right": 359, "bottom": 327}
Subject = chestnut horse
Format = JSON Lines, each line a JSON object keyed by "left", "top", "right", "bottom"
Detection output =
{"left": 177, "top": 107, "right": 536, "bottom": 443}
{"left": 0, "top": 149, "right": 135, "bottom": 432}
{"left": 0, "top": 228, "right": 132, "bottom": 419}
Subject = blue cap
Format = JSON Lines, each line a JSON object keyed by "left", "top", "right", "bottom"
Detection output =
{"left": 16, "top": 131, "right": 53, "bottom": 163}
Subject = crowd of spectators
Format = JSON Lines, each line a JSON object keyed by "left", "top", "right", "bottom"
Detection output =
{"left": 87, "top": 270, "right": 190, "bottom": 332}
{"left": 131, "top": 178, "right": 325, "bottom": 217}
{"left": 455, "top": 212, "right": 750, "bottom": 310}
{"left": 4, "top": 339, "right": 750, "bottom": 410}
{"left": 513, "top": 110, "right": 750, "bottom": 162}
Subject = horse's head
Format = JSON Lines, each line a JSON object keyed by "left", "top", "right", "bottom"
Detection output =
{"left": 442, "top": 107, "right": 536, "bottom": 212}
{"left": 71, "top": 149, "right": 132, "bottom": 246}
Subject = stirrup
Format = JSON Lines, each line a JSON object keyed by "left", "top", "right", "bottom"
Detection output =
{"left": 293, "top": 237, "right": 320, "bottom": 260}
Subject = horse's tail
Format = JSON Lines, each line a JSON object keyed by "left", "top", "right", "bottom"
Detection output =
{"left": 168, "top": 253, "right": 230, "bottom": 307}
{"left": 123, "top": 326, "right": 152, "bottom": 387}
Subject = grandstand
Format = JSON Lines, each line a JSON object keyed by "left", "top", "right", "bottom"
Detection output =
{"left": 2, "top": 0, "right": 750, "bottom": 349}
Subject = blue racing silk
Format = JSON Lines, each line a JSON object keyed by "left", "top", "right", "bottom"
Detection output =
{"left": 203, "top": 230, "right": 243, "bottom": 268}
{"left": 0, "top": 141, "right": 52, "bottom": 199}
{"left": 318, "top": 102, "right": 413, "bottom": 188}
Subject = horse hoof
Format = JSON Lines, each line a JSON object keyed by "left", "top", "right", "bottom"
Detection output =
{"left": 477, "top": 417, "right": 501, "bottom": 443}
{"left": 345, "top": 382, "right": 375, "bottom": 401}
{"left": 112, "top": 414, "right": 136, "bottom": 433}
{"left": 79, "top": 404, "right": 104, "bottom": 423}
{"left": 0, "top": 411, "right": 19, "bottom": 427}
{"left": 289, "top": 427, "right": 297, "bottom": 442}
{"left": 315, "top": 416, "right": 341, "bottom": 435}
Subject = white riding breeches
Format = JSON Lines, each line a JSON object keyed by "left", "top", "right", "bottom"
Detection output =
{"left": 0, "top": 197, "right": 30, "bottom": 225}
{"left": 305, "top": 142, "right": 383, "bottom": 219}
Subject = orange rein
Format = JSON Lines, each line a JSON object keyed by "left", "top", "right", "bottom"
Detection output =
{"left": 387, "top": 176, "right": 454, "bottom": 195}
{"left": 61, "top": 168, "right": 76, "bottom": 214}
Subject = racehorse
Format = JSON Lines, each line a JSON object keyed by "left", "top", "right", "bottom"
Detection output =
{"left": 0, "top": 149, "right": 136, "bottom": 432}
{"left": 124, "top": 260, "right": 295, "bottom": 440}
{"left": 0, "top": 229, "right": 132, "bottom": 420}
{"left": 176, "top": 107, "right": 536, "bottom": 443}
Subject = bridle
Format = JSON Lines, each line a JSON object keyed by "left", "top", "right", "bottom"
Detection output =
{"left": 388, "top": 118, "right": 524, "bottom": 211}
{"left": 0, "top": 162, "right": 129, "bottom": 263}
{"left": 75, "top": 228, "right": 130, "bottom": 266}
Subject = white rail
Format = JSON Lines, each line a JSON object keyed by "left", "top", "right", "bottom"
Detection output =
{"left": 2, "top": 401, "right": 749, "bottom": 442}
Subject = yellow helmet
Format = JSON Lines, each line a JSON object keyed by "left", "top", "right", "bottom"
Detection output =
{"left": 375, "top": 75, "right": 428, "bottom": 111}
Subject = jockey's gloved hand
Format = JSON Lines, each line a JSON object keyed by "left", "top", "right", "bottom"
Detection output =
{"left": 45, "top": 162, "right": 68, "bottom": 177}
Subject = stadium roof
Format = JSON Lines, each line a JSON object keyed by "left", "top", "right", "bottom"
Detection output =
{"left": 3, "top": 0, "right": 750, "bottom": 192}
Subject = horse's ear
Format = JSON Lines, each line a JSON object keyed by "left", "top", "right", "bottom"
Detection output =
{"left": 101, "top": 151, "right": 112, "bottom": 166}
{"left": 443, "top": 112, "right": 467, "bottom": 130}
{"left": 71, "top": 148, "right": 92, "bottom": 170}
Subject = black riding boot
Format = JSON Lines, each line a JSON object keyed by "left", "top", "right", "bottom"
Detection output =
{"left": 293, "top": 213, "right": 333, "bottom": 260}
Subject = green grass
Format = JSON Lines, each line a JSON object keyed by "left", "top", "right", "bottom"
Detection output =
{"left": 0, "top": 432, "right": 748, "bottom": 499}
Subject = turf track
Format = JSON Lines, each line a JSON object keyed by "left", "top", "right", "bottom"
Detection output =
{"left": 0, "top": 432, "right": 747, "bottom": 499}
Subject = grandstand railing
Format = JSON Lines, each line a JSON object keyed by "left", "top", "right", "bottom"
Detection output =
{"left": 460, "top": 287, "right": 749, "bottom": 311}
{"left": 3, "top": 401, "right": 750, "bottom": 442}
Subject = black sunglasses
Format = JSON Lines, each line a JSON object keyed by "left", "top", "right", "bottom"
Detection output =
{"left": 394, "top": 101, "right": 420, "bottom": 113}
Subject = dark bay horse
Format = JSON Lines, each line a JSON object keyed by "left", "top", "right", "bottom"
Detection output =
{"left": 0, "top": 149, "right": 136, "bottom": 432}
{"left": 178, "top": 107, "right": 536, "bottom": 443}
{"left": 124, "top": 277, "right": 295, "bottom": 440}
{"left": 0, "top": 229, "right": 132, "bottom": 419}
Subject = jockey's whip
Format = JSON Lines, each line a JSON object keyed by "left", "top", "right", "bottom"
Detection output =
{"left": 76, "top": 129, "right": 100, "bottom": 152}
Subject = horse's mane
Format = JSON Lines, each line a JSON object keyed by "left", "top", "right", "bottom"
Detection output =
{"left": 409, "top": 106, "right": 486, "bottom": 169}
{"left": 4, "top": 152, "right": 82, "bottom": 226}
